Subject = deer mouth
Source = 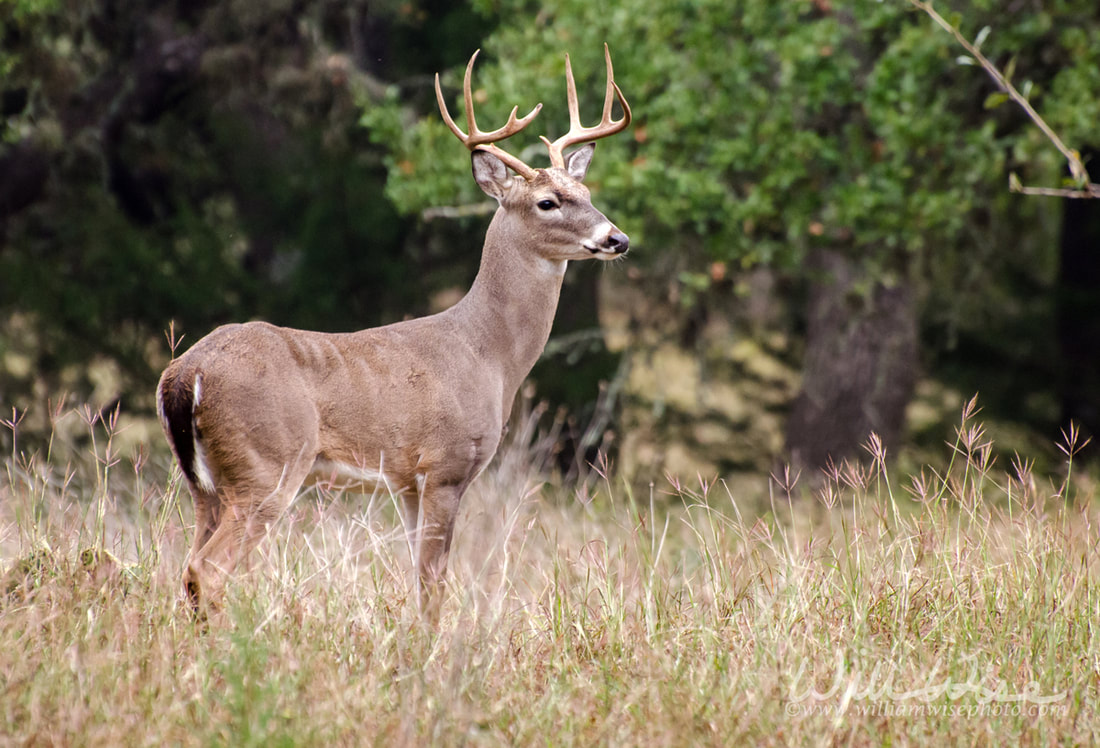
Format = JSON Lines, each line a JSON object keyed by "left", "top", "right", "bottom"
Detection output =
{"left": 583, "top": 243, "right": 625, "bottom": 258}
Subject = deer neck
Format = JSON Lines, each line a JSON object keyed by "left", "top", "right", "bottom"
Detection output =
{"left": 452, "top": 210, "right": 567, "bottom": 396}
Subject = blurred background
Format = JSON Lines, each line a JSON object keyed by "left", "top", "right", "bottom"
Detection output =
{"left": 2, "top": 0, "right": 1098, "bottom": 487}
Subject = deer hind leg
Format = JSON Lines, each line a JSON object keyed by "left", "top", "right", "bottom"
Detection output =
{"left": 182, "top": 460, "right": 311, "bottom": 613}
{"left": 182, "top": 501, "right": 260, "bottom": 611}
{"left": 181, "top": 484, "right": 219, "bottom": 607}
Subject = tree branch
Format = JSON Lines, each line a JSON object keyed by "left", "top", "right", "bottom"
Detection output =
{"left": 908, "top": 0, "right": 1100, "bottom": 198}
{"left": 421, "top": 202, "right": 497, "bottom": 221}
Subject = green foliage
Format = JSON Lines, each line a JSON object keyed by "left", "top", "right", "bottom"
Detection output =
{"left": 3, "top": 0, "right": 1098, "bottom": 439}
{"left": 374, "top": 0, "right": 1096, "bottom": 278}
{"left": 1043, "top": 25, "right": 1100, "bottom": 147}
{"left": 0, "top": 0, "right": 483, "bottom": 405}
{"left": 0, "top": 0, "right": 56, "bottom": 138}
{"left": 360, "top": 0, "right": 1100, "bottom": 438}
{"left": 361, "top": 88, "right": 477, "bottom": 217}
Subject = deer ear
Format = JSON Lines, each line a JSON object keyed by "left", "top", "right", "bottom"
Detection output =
{"left": 472, "top": 150, "right": 514, "bottom": 202}
{"left": 564, "top": 143, "right": 595, "bottom": 181}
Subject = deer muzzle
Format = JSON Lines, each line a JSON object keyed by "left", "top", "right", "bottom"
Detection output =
{"left": 587, "top": 229, "right": 629, "bottom": 258}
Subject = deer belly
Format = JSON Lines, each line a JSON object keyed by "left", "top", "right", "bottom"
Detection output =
{"left": 306, "top": 457, "right": 402, "bottom": 494}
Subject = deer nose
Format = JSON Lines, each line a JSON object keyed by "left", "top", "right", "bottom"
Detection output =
{"left": 604, "top": 230, "right": 629, "bottom": 255}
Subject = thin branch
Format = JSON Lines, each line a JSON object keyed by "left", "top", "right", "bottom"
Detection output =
{"left": 1012, "top": 185, "right": 1100, "bottom": 199}
{"left": 421, "top": 202, "right": 497, "bottom": 221}
{"left": 907, "top": 0, "right": 1100, "bottom": 198}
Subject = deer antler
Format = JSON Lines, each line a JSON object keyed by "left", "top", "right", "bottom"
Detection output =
{"left": 435, "top": 50, "right": 543, "bottom": 181}
{"left": 541, "top": 43, "right": 632, "bottom": 169}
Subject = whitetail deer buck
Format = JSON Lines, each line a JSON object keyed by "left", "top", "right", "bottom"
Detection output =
{"left": 157, "top": 45, "right": 631, "bottom": 618}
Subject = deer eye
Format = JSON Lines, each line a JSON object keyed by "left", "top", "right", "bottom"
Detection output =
{"left": 536, "top": 199, "right": 558, "bottom": 211}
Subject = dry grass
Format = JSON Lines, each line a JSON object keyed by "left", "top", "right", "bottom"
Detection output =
{"left": 1, "top": 396, "right": 1098, "bottom": 746}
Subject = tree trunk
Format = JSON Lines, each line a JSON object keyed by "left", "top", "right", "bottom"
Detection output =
{"left": 786, "top": 248, "right": 919, "bottom": 471}
{"left": 1057, "top": 147, "right": 1100, "bottom": 453}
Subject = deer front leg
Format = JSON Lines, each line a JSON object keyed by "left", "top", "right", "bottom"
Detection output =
{"left": 404, "top": 479, "right": 463, "bottom": 623}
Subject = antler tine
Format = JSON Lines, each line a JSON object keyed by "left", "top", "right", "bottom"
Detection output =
{"left": 543, "top": 43, "right": 632, "bottom": 169}
{"left": 435, "top": 49, "right": 543, "bottom": 180}
{"left": 564, "top": 54, "right": 581, "bottom": 137}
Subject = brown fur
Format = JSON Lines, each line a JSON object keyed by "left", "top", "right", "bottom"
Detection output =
{"left": 157, "top": 152, "right": 629, "bottom": 620}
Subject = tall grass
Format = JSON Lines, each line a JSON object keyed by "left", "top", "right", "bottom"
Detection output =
{"left": 1, "top": 396, "right": 1098, "bottom": 746}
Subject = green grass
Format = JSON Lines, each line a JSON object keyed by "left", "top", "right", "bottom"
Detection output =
{"left": 1, "top": 398, "right": 1098, "bottom": 746}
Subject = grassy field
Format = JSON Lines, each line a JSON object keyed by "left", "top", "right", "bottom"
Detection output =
{"left": 1, "top": 398, "right": 1098, "bottom": 746}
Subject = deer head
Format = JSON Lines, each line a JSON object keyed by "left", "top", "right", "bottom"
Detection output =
{"left": 435, "top": 44, "right": 632, "bottom": 263}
